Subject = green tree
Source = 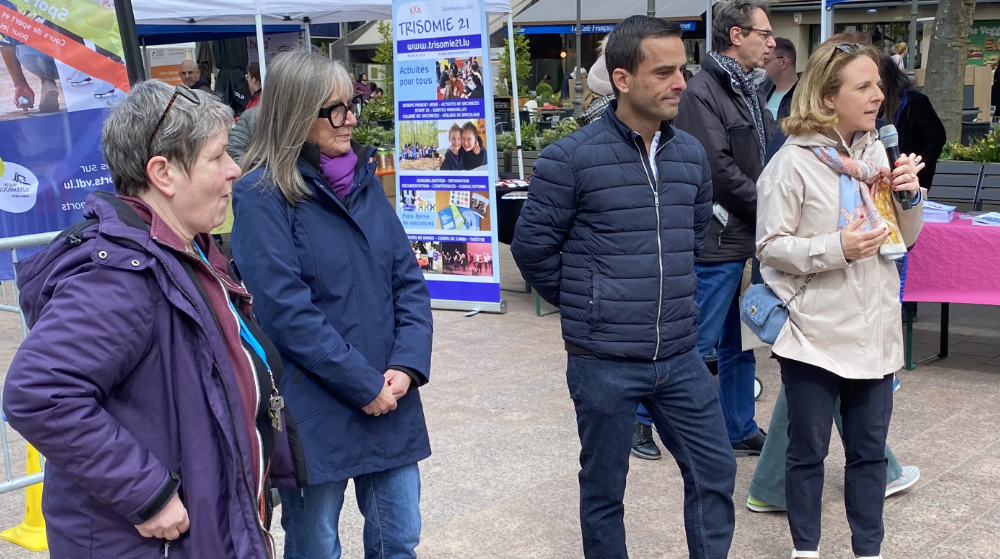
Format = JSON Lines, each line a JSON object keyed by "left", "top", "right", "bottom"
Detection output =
{"left": 498, "top": 30, "right": 531, "bottom": 96}
{"left": 373, "top": 20, "right": 395, "bottom": 103}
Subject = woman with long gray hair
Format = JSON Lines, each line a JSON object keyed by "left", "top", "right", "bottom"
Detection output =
{"left": 231, "top": 51, "right": 434, "bottom": 559}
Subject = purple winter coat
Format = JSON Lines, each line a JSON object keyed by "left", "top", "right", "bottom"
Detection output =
{"left": 2, "top": 193, "right": 279, "bottom": 559}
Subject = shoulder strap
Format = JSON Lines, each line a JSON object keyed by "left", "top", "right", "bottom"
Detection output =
{"left": 50, "top": 217, "right": 99, "bottom": 247}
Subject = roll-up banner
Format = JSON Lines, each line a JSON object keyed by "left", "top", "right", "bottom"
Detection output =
{"left": 0, "top": 0, "right": 130, "bottom": 279}
{"left": 393, "top": 0, "right": 505, "bottom": 314}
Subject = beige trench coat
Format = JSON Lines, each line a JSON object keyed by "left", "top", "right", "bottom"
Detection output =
{"left": 755, "top": 131, "right": 924, "bottom": 380}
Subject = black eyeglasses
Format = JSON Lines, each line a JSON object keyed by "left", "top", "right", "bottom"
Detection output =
{"left": 740, "top": 27, "right": 773, "bottom": 39}
{"left": 319, "top": 97, "right": 358, "bottom": 128}
{"left": 148, "top": 85, "right": 200, "bottom": 156}
{"left": 824, "top": 42, "right": 863, "bottom": 69}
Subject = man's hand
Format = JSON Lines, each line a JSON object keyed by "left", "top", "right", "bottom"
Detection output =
{"left": 362, "top": 380, "right": 398, "bottom": 416}
{"left": 14, "top": 85, "right": 34, "bottom": 109}
{"left": 135, "top": 493, "right": 189, "bottom": 540}
{"left": 384, "top": 369, "right": 412, "bottom": 400}
{"left": 841, "top": 219, "right": 888, "bottom": 261}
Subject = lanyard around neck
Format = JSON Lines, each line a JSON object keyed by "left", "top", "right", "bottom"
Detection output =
{"left": 194, "top": 243, "right": 272, "bottom": 373}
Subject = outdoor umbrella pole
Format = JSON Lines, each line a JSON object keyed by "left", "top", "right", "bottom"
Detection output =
{"left": 507, "top": 11, "right": 524, "bottom": 180}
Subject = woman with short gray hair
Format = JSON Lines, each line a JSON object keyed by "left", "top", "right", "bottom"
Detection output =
{"left": 3, "top": 79, "right": 301, "bottom": 559}
{"left": 231, "top": 51, "right": 433, "bottom": 559}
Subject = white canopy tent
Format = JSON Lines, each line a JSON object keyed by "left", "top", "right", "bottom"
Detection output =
{"left": 130, "top": 0, "right": 529, "bottom": 177}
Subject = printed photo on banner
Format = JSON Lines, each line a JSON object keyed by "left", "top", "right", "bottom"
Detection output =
{"left": 410, "top": 240, "right": 444, "bottom": 274}
{"left": 0, "top": 0, "right": 128, "bottom": 122}
{"left": 435, "top": 56, "right": 484, "bottom": 100}
{"left": 441, "top": 241, "right": 493, "bottom": 276}
{"left": 399, "top": 188, "right": 491, "bottom": 231}
{"left": 398, "top": 118, "right": 487, "bottom": 171}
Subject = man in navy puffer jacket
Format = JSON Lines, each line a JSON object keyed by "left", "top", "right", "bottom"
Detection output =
{"left": 512, "top": 16, "right": 737, "bottom": 559}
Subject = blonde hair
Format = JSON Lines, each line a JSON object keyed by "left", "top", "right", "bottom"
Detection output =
{"left": 782, "top": 42, "right": 882, "bottom": 136}
{"left": 241, "top": 51, "right": 353, "bottom": 203}
{"left": 894, "top": 42, "right": 908, "bottom": 55}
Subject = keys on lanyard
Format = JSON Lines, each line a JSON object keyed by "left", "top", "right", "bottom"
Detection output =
{"left": 269, "top": 395, "right": 285, "bottom": 430}
{"left": 194, "top": 244, "right": 284, "bottom": 431}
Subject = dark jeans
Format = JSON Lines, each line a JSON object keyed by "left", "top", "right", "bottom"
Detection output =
{"left": 567, "top": 348, "right": 737, "bottom": 559}
{"left": 780, "top": 357, "right": 894, "bottom": 557}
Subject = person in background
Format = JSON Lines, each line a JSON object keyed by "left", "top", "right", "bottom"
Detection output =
{"left": 245, "top": 62, "right": 262, "bottom": 112}
{"left": 2, "top": 80, "right": 300, "bottom": 558}
{"left": 232, "top": 51, "right": 433, "bottom": 559}
{"left": 761, "top": 37, "right": 799, "bottom": 120}
{"left": 673, "top": 0, "right": 776, "bottom": 457}
{"left": 891, "top": 41, "right": 908, "bottom": 71}
{"left": 757, "top": 40, "right": 924, "bottom": 559}
{"left": 579, "top": 37, "right": 614, "bottom": 127}
{"left": 878, "top": 53, "right": 946, "bottom": 191}
{"left": 180, "top": 59, "right": 212, "bottom": 93}
{"left": 512, "top": 16, "right": 737, "bottom": 559}
{"left": 355, "top": 72, "right": 372, "bottom": 99}
{"left": 372, "top": 87, "right": 384, "bottom": 101}
{"left": 539, "top": 74, "right": 552, "bottom": 87}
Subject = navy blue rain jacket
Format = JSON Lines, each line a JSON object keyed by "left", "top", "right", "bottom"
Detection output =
{"left": 232, "top": 142, "right": 433, "bottom": 484}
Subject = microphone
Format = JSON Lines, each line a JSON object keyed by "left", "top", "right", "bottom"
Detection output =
{"left": 879, "top": 124, "right": 913, "bottom": 210}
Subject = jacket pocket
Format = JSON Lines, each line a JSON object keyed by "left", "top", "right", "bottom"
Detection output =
{"left": 588, "top": 270, "right": 601, "bottom": 328}
{"left": 727, "top": 124, "right": 763, "bottom": 180}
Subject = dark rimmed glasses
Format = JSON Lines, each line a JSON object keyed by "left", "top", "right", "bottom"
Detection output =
{"left": 318, "top": 99, "right": 355, "bottom": 128}
{"left": 740, "top": 27, "right": 773, "bottom": 39}
{"left": 824, "top": 42, "right": 863, "bottom": 69}
{"left": 147, "top": 85, "right": 200, "bottom": 156}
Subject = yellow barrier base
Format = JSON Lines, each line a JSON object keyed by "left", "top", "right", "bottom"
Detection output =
{"left": 1, "top": 444, "right": 47, "bottom": 551}
{"left": 1, "top": 523, "right": 47, "bottom": 552}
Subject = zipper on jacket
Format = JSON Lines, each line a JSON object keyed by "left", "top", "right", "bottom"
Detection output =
{"left": 633, "top": 135, "right": 673, "bottom": 360}
{"left": 100, "top": 231, "right": 273, "bottom": 559}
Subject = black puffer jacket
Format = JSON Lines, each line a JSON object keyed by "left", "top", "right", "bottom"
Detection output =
{"left": 673, "top": 55, "right": 774, "bottom": 263}
{"left": 512, "top": 102, "right": 713, "bottom": 361}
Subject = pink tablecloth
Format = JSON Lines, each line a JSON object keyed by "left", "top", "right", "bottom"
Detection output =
{"left": 904, "top": 216, "right": 1000, "bottom": 305}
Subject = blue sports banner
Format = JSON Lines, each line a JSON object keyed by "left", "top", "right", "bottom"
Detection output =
{"left": 0, "top": 0, "right": 128, "bottom": 279}
{"left": 393, "top": 0, "right": 502, "bottom": 311}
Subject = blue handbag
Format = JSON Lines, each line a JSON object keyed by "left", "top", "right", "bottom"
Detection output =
{"left": 740, "top": 274, "right": 815, "bottom": 345}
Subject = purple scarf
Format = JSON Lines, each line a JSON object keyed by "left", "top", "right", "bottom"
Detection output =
{"left": 319, "top": 150, "right": 358, "bottom": 199}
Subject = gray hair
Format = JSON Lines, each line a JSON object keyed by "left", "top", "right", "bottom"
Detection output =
{"left": 102, "top": 80, "right": 232, "bottom": 198}
{"left": 712, "top": 0, "right": 769, "bottom": 52}
{"left": 241, "top": 51, "right": 354, "bottom": 203}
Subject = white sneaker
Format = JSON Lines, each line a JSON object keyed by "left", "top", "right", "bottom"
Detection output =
{"left": 886, "top": 465, "right": 920, "bottom": 497}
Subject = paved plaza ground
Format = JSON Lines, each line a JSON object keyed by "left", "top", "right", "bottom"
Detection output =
{"left": 2, "top": 246, "right": 1000, "bottom": 558}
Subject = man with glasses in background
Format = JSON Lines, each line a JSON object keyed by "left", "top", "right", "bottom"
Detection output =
{"left": 761, "top": 37, "right": 799, "bottom": 121}
{"left": 672, "top": 0, "right": 775, "bottom": 458}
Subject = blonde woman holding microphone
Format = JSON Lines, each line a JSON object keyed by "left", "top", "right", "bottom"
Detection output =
{"left": 756, "top": 41, "right": 925, "bottom": 559}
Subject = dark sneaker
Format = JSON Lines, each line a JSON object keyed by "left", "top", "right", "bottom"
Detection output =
{"left": 732, "top": 429, "right": 767, "bottom": 457}
{"left": 631, "top": 422, "right": 661, "bottom": 460}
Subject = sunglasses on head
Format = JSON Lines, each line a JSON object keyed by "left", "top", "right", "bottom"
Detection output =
{"left": 148, "top": 85, "right": 200, "bottom": 157}
{"left": 824, "top": 42, "right": 863, "bottom": 69}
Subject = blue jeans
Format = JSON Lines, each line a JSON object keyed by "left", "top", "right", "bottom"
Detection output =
{"left": 279, "top": 463, "right": 421, "bottom": 559}
{"left": 694, "top": 261, "right": 759, "bottom": 444}
{"left": 567, "top": 348, "right": 736, "bottom": 559}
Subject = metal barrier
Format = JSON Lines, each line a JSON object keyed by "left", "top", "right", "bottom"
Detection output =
{"left": 0, "top": 231, "right": 59, "bottom": 495}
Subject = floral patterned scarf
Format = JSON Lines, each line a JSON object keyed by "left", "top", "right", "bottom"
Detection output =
{"left": 812, "top": 145, "right": 907, "bottom": 261}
